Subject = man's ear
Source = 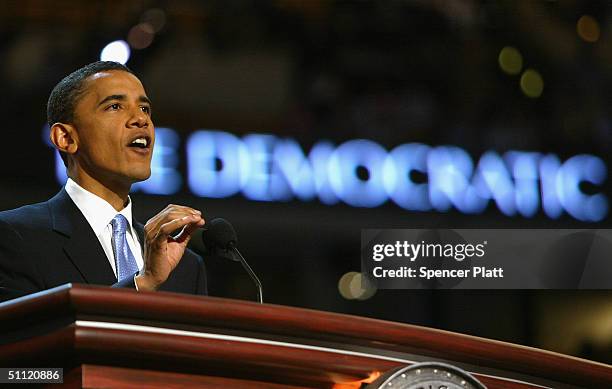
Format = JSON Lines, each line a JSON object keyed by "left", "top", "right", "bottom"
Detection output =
{"left": 49, "top": 123, "right": 78, "bottom": 155}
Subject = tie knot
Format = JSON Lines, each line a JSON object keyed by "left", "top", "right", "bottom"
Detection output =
{"left": 111, "top": 214, "right": 129, "bottom": 234}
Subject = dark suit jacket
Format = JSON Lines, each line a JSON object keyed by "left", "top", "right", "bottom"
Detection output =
{"left": 0, "top": 189, "right": 207, "bottom": 302}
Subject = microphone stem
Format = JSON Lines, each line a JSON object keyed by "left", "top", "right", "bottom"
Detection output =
{"left": 231, "top": 246, "right": 263, "bottom": 304}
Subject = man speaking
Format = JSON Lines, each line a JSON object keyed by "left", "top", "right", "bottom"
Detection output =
{"left": 0, "top": 61, "right": 207, "bottom": 301}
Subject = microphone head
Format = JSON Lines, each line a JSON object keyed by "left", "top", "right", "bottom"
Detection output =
{"left": 202, "top": 218, "right": 237, "bottom": 250}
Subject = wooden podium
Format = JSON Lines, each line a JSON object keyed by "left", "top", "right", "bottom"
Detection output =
{"left": 1, "top": 284, "right": 610, "bottom": 388}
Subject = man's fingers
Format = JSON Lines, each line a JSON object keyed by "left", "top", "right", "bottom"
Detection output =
{"left": 162, "top": 204, "right": 202, "bottom": 216}
{"left": 145, "top": 206, "right": 203, "bottom": 235}
{"left": 172, "top": 218, "right": 205, "bottom": 243}
{"left": 147, "top": 208, "right": 201, "bottom": 228}
{"left": 156, "top": 214, "right": 203, "bottom": 240}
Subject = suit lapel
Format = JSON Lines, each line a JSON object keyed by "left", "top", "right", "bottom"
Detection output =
{"left": 133, "top": 221, "right": 145, "bottom": 249}
{"left": 48, "top": 189, "right": 117, "bottom": 284}
{"left": 132, "top": 221, "right": 146, "bottom": 262}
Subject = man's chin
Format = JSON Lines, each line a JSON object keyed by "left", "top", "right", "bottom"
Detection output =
{"left": 129, "top": 171, "right": 152, "bottom": 183}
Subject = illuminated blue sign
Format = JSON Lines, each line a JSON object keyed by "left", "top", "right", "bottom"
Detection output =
{"left": 45, "top": 127, "right": 609, "bottom": 222}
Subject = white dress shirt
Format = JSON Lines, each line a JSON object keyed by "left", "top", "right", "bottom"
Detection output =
{"left": 65, "top": 178, "right": 144, "bottom": 279}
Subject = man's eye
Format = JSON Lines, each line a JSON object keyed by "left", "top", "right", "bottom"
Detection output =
{"left": 141, "top": 106, "right": 151, "bottom": 114}
{"left": 107, "top": 103, "right": 120, "bottom": 110}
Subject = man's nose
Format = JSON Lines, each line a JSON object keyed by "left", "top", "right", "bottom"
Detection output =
{"left": 128, "top": 108, "right": 149, "bottom": 128}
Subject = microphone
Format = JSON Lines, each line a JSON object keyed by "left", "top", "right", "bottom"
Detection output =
{"left": 201, "top": 218, "right": 263, "bottom": 304}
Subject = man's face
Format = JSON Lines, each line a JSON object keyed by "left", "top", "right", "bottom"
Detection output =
{"left": 71, "top": 70, "right": 154, "bottom": 188}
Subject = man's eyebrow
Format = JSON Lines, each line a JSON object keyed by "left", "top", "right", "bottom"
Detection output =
{"left": 97, "top": 94, "right": 126, "bottom": 107}
{"left": 96, "top": 94, "right": 152, "bottom": 108}
{"left": 139, "top": 96, "right": 152, "bottom": 106}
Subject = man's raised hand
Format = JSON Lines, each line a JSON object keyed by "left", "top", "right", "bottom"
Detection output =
{"left": 135, "top": 204, "right": 205, "bottom": 291}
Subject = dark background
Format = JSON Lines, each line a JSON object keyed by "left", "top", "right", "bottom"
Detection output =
{"left": 0, "top": 1, "right": 611, "bottom": 363}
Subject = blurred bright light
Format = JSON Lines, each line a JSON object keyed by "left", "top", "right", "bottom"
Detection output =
{"left": 556, "top": 155, "right": 608, "bottom": 222}
{"left": 338, "top": 272, "right": 376, "bottom": 300}
{"left": 338, "top": 271, "right": 357, "bottom": 300}
{"left": 505, "top": 151, "right": 540, "bottom": 217}
{"left": 520, "top": 69, "right": 544, "bottom": 98}
{"left": 498, "top": 46, "right": 523, "bottom": 75}
{"left": 272, "top": 138, "right": 317, "bottom": 201}
{"left": 100, "top": 40, "right": 130, "bottom": 64}
{"left": 187, "top": 130, "right": 249, "bottom": 198}
{"left": 428, "top": 146, "right": 485, "bottom": 214}
{"left": 328, "top": 139, "right": 388, "bottom": 207}
{"left": 577, "top": 15, "right": 600, "bottom": 43}
{"left": 128, "top": 23, "right": 155, "bottom": 49}
{"left": 351, "top": 272, "right": 376, "bottom": 300}
{"left": 241, "top": 134, "right": 278, "bottom": 201}
{"left": 383, "top": 143, "right": 431, "bottom": 211}
{"left": 473, "top": 151, "right": 516, "bottom": 216}
{"left": 539, "top": 155, "right": 563, "bottom": 219}
{"left": 141, "top": 8, "right": 166, "bottom": 32}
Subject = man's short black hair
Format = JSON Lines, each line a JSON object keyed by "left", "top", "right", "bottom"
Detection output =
{"left": 47, "top": 61, "right": 135, "bottom": 166}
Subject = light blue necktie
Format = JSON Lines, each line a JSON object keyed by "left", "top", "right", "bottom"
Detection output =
{"left": 111, "top": 214, "right": 139, "bottom": 282}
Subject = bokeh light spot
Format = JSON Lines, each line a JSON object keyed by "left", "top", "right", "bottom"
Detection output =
{"left": 141, "top": 8, "right": 167, "bottom": 32}
{"left": 498, "top": 46, "right": 523, "bottom": 75}
{"left": 520, "top": 69, "right": 544, "bottom": 98}
{"left": 577, "top": 15, "right": 600, "bottom": 43}
{"left": 128, "top": 23, "right": 155, "bottom": 49}
{"left": 338, "top": 271, "right": 376, "bottom": 300}
{"left": 338, "top": 271, "right": 358, "bottom": 300}
{"left": 100, "top": 40, "right": 130, "bottom": 64}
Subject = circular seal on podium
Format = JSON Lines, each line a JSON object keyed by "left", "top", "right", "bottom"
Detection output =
{"left": 365, "top": 362, "right": 487, "bottom": 389}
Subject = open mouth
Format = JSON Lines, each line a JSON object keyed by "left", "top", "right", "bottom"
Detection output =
{"left": 127, "top": 136, "right": 151, "bottom": 150}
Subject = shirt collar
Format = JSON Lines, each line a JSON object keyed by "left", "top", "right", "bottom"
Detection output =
{"left": 65, "top": 178, "right": 134, "bottom": 237}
